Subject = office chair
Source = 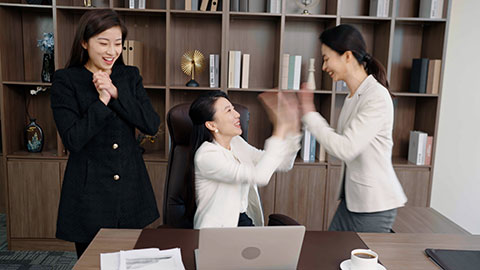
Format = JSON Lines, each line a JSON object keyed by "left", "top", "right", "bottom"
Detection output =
{"left": 162, "top": 103, "right": 299, "bottom": 228}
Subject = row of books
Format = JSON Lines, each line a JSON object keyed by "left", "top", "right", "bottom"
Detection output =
{"left": 301, "top": 129, "right": 326, "bottom": 163}
{"left": 409, "top": 58, "right": 442, "bottom": 94}
{"left": 419, "top": 0, "right": 444, "bottom": 19}
{"left": 125, "top": 0, "right": 146, "bottom": 9}
{"left": 175, "top": 0, "right": 221, "bottom": 11}
{"left": 281, "top": 54, "right": 302, "bottom": 90}
{"left": 122, "top": 40, "right": 143, "bottom": 75}
{"left": 408, "top": 131, "right": 433, "bottom": 166}
{"left": 228, "top": 51, "right": 250, "bottom": 89}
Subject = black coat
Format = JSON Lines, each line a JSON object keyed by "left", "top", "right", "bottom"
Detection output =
{"left": 51, "top": 65, "right": 160, "bottom": 243}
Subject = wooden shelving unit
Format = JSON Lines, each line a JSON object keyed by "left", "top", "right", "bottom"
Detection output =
{"left": 0, "top": 0, "right": 451, "bottom": 250}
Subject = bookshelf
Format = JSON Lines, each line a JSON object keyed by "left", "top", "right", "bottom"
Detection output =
{"left": 0, "top": 0, "right": 451, "bottom": 250}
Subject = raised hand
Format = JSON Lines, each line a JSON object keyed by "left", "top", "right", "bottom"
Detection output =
{"left": 93, "top": 71, "right": 118, "bottom": 99}
{"left": 258, "top": 91, "right": 300, "bottom": 138}
{"left": 298, "top": 82, "right": 316, "bottom": 115}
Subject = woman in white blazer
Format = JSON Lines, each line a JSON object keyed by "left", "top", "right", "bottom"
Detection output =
{"left": 188, "top": 91, "right": 301, "bottom": 229}
{"left": 299, "top": 25, "right": 407, "bottom": 232}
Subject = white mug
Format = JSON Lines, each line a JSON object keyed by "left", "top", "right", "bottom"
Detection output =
{"left": 350, "top": 249, "right": 378, "bottom": 270}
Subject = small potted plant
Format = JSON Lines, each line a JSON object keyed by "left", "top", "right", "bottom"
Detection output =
{"left": 37, "top": 32, "right": 54, "bottom": 82}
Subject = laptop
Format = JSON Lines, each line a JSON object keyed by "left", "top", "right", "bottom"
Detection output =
{"left": 195, "top": 225, "right": 306, "bottom": 270}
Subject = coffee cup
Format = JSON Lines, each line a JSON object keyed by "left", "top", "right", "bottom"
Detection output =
{"left": 350, "top": 249, "right": 378, "bottom": 270}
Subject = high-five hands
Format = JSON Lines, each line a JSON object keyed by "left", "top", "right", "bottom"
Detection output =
{"left": 258, "top": 91, "right": 300, "bottom": 139}
{"left": 298, "top": 82, "right": 316, "bottom": 116}
{"left": 93, "top": 71, "right": 118, "bottom": 105}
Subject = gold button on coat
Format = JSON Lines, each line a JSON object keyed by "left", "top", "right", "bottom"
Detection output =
{"left": 113, "top": 175, "right": 120, "bottom": 181}
{"left": 112, "top": 143, "right": 119, "bottom": 149}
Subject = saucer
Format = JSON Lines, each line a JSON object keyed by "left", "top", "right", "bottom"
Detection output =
{"left": 340, "top": 259, "right": 386, "bottom": 270}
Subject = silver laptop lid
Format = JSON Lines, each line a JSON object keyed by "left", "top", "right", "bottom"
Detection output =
{"left": 196, "top": 226, "right": 306, "bottom": 270}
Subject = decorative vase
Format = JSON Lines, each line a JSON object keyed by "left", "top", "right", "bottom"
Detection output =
{"left": 41, "top": 53, "right": 54, "bottom": 83}
{"left": 25, "top": 119, "right": 44, "bottom": 153}
{"left": 306, "top": 58, "right": 316, "bottom": 90}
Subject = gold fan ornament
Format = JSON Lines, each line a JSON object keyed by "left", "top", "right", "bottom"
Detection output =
{"left": 181, "top": 49, "right": 205, "bottom": 87}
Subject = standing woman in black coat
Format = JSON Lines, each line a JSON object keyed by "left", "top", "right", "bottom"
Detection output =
{"left": 50, "top": 9, "right": 160, "bottom": 258}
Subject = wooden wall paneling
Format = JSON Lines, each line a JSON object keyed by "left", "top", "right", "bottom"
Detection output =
{"left": 169, "top": 89, "right": 209, "bottom": 108}
{"left": 55, "top": 10, "right": 83, "bottom": 69}
{"left": 0, "top": 157, "right": 5, "bottom": 213}
{"left": 340, "top": 0, "right": 369, "bottom": 16}
{"left": 392, "top": 96, "right": 416, "bottom": 159}
{"left": 421, "top": 22, "right": 446, "bottom": 60}
{"left": 145, "top": 162, "right": 167, "bottom": 228}
{"left": 229, "top": 17, "right": 279, "bottom": 89}
{"left": 390, "top": 23, "right": 422, "bottom": 92}
{"left": 275, "top": 165, "right": 327, "bottom": 230}
{"left": 414, "top": 97, "right": 437, "bottom": 136}
{"left": 0, "top": 7, "right": 25, "bottom": 81}
{"left": 3, "top": 86, "right": 27, "bottom": 155}
{"left": 7, "top": 160, "right": 61, "bottom": 238}
{"left": 140, "top": 89, "right": 166, "bottom": 157}
{"left": 22, "top": 9, "right": 53, "bottom": 82}
{"left": 315, "top": 93, "right": 332, "bottom": 124}
{"left": 283, "top": 18, "right": 336, "bottom": 91}
{"left": 258, "top": 175, "right": 276, "bottom": 225}
{"left": 170, "top": 14, "right": 222, "bottom": 87}
{"left": 394, "top": 167, "right": 430, "bottom": 206}
{"left": 396, "top": 0, "right": 420, "bottom": 18}
{"left": 122, "top": 13, "right": 167, "bottom": 86}
{"left": 228, "top": 91, "right": 272, "bottom": 149}
{"left": 325, "top": 165, "right": 341, "bottom": 230}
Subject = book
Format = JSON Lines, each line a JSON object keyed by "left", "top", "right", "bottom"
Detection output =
{"left": 200, "top": 0, "right": 209, "bottom": 11}
{"left": 234, "top": 51, "right": 241, "bottom": 88}
{"left": 231, "top": 0, "right": 239, "bottom": 11}
{"left": 241, "top": 54, "right": 250, "bottom": 88}
{"left": 185, "top": 0, "right": 191, "bottom": 10}
{"left": 425, "top": 249, "right": 480, "bottom": 270}
{"left": 138, "top": 0, "right": 145, "bottom": 9}
{"left": 287, "top": 55, "right": 295, "bottom": 90}
{"left": 293, "top": 55, "right": 302, "bottom": 90}
{"left": 408, "top": 131, "right": 428, "bottom": 165}
{"left": 419, "top": 0, "right": 444, "bottom": 19}
{"left": 409, "top": 58, "right": 429, "bottom": 93}
{"left": 301, "top": 129, "right": 311, "bottom": 162}
{"left": 239, "top": 0, "right": 248, "bottom": 12}
{"left": 126, "top": 0, "right": 135, "bottom": 8}
{"left": 426, "top": 59, "right": 441, "bottom": 94}
{"left": 228, "top": 51, "right": 235, "bottom": 88}
{"left": 281, "top": 54, "right": 289, "bottom": 90}
{"left": 369, "top": 0, "right": 389, "bottom": 17}
{"left": 127, "top": 40, "right": 143, "bottom": 75}
{"left": 175, "top": 0, "right": 185, "bottom": 9}
{"left": 191, "top": 0, "right": 199, "bottom": 10}
{"left": 122, "top": 40, "right": 129, "bottom": 64}
{"left": 424, "top": 136, "right": 433, "bottom": 166}
{"left": 249, "top": 0, "right": 264, "bottom": 12}
{"left": 210, "top": 0, "right": 218, "bottom": 11}
{"left": 209, "top": 54, "right": 220, "bottom": 88}
{"left": 309, "top": 134, "right": 316, "bottom": 162}
{"left": 317, "top": 143, "right": 326, "bottom": 162}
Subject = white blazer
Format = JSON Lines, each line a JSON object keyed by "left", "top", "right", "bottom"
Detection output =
{"left": 302, "top": 75, "right": 407, "bottom": 213}
{"left": 193, "top": 135, "right": 300, "bottom": 229}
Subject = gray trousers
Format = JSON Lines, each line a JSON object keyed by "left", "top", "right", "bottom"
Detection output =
{"left": 328, "top": 200, "right": 397, "bottom": 233}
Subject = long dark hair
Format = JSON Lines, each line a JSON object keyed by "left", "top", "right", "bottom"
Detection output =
{"left": 184, "top": 90, "right": 229, "bottom": 222}
{"left": 320, "top": 24, "right": 389, "bottom": 89}
{"left": 66, "top": 9, "right": 128, "bottom": 68}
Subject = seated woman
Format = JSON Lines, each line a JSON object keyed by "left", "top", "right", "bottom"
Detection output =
{"left": 188, "top": 90, "right": 301, "bottom": 229}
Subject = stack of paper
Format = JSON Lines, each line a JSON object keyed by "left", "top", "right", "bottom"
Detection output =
{"left": 101, "top": 248, "right": 185, "bottom": 270}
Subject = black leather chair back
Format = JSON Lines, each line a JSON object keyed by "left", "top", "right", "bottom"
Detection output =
{"left": 163, "top": 103, "right": 249, "bottom": 228}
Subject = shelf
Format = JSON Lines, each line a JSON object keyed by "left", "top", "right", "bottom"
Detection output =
{"left": 391, "top": 92, "right": 439, "bottom": 97}
{"left": 396, "top": 17, "right": 447, "bottom": 23}
{"left": 0, "top": 3, "right": 52, "bottom": 9}
{"left": 7, "top": 150, "right": 65, "bottom": 160}
{"left": 341, "top": 15, "right": 391, "bottom": 21}
{"left": 3, "top": 81, "right": 51, "bottom": 86}
{"left": 56, "top": 6, "right": 99, "bottom": 11}
{"left": 285, "top": 14, "right": 337, "bottom": 20}
{"left": 228, "top": 88, "right": 276, "bottom": 92}
{"left": 392, "top": 156, "right": 432, "bottom": 168}
{"left": 170, "top": 10, "right": 222, "bottom": 17}
{"left": 170, "top": 86, "right": 219, "bottom": 91}
{"left": 144, "top": 85, "right": 166, "bottom": 90}
{"left": 230, "top": 12, "right": 281, "bottom": 19}
{"left": 113, "top": 8, "right": 166, "bottom": 14}
{"left": 294, "top": 156, "right": 328, "bottom": 166}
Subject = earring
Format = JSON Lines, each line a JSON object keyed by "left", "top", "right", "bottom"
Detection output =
{"left": 215, "top": 129, "right": 219, "bottom": 133}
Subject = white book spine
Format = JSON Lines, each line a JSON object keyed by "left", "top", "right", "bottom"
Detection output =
{"left": 234, "top": 51, "right": 241, "bottom": 88}
{"left": 214, "top": 54, "right": 219, "bottom": 88}
{"left": 138, "top": 0, "right": 145, "bottom": 9}
{"left": 383, "top": 0, "right": 389, "bottom": 17}
{"left": 228, "top": 51, "right": 235, "bottom": 88}
{"left": 309, "top": 134, "right": 316, "bottom": 162}
{"left": 129, "top": 0, "right": 135, "bottom": 8}
{"left": 301, "top": 129, "right": 311, "bottom": 162}
{"left": 281, "top": 54, "right": 289, "bottom": 90}
{"left": 293, "top": 55, "right": 302, "bottom": 90}
{"left": 210, "top": 54, "right": 215, "bottom": 88}
{"left": 241, "top": 54, "right": 250, "bottom": 89}
{"left": 419, "top": 132, "right": 427, "bottom": 165}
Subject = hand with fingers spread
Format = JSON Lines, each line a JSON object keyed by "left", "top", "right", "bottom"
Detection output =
{"left": 299, "top": 82, "right": 316, "bottom": 116}
{"left": 259, "top": 91, "right": 300, "bottom": 139}
{"left": 93, "top": 71, "right": 118, "bottom": 105}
